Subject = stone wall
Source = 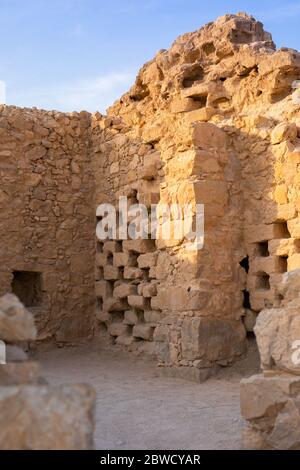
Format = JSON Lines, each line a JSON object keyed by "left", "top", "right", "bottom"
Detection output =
{"left": 92, "top": 113, "right": 162, "bottom": 357}
{"left": 0, "top": 106, "right": 95, "bottom": 342}
{"left": 0, "top": 293, "right": 95, "bottom": 450}
{"left": 1, "top": 13, "right": 300, "bottom": 383}
{"left": 92, "top": 13, "right": 300, "bottom": 380}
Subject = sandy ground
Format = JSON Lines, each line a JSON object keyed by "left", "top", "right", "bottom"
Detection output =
{"left": 33, "top": 338, "right": 260, "bottom": 450}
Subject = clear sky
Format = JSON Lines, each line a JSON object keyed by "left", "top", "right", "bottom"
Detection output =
{"left": 1, "top": 0, "right": 300, "bottom": 113}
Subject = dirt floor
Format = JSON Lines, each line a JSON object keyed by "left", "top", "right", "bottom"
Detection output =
{"left": 33, "top": 337, "right": 260, "bottom": 450}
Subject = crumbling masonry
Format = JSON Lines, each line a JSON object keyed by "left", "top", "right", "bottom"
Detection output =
{"left": 2, "top": 13, "right": 300, "bottom": 449}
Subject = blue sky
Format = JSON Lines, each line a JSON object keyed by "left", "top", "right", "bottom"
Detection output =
{"left": 1, "top": 0, "right": 300, "bottom": 113}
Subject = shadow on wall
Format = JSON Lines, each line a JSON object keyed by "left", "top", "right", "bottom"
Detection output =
{"left": 93, "top": 113, "right": 295, "bottom": 382}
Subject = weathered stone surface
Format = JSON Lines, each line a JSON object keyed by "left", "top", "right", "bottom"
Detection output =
{"left": 181, "top": 317, "right": 246, "bottom": 362}
{"left": 193, "top": 122, "right": 228, "bottom": 149}
{"left": 123, "top": 310, "right": 139, "bottom": 326}
{"left": 128, "top": 295, "right": 147, "bottom": 309}
{"left": 0, "top": 294, "right": 36, "bottom": 342}
{"left": 123, "top": 267, "right": 143, "bottom": 280}
{"left": 243, "top": 309, "right": 257, "bottom": 332}
{"left": 0, "top": 106, "right": 95, "bottom": 343}
{"left": 0, "top": 384, "right": 95, "bottom": 450}
{"left": 109, "top": 322, "right": 129, "bottom": 337}
{"left": 240, "top": 374, "right": 300, "bottom": 420}
{"left": 156, "top": 287, "right": 209, "bottom": 311}
{"left": 241, "top": 374, "right": 300, "bottom": 450}
{"left": 123, "top": 240, "right": 156, "bottom": 254}
{"left": 0, "top": 362, "right": 40, "bottom": 386}
{"left": 137, "top": 253, "right": 158, "bottom": 269}
{"left": 254, "top": 302, "right": 300, "bottom": 374}
{"left": 142, "top": 283, "right": 157, "bottom": 298}
{"left": 113, "top": 283, "right": 137, "bottom": 299}
{"left": 278, "top": 269, "right": 300, "bottom": 305}
{"left": 271, "top": 123, "right": 297, "bottom": 145}
{"left": 132, "top": 324, "right": 154, "bottom": 341}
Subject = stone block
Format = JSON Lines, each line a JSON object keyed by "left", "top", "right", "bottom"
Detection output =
{"left": 192, "top": 122, "right": 228, "bottom": 149}
{"left": 103, "top": 241, "right": 122, "bottom": 254}
{"left": 142, "top": 283, "right": 157, "bottom": 298}
{"left": 240, "top": 374, "right": 300, "bottom": 420}
{"left": 0, "top": 384, "right": 95, "bottom": 450}
{"left": 279, "top": 269, "right": 300, "bottom": 304}
{"left": 123, "top": 310, "right": 139, "bottom": 325}
{"left": 185, "top": 107, "right": 215, "bottom": 123}
{"left": 113, "top": 252, "right": 131, "bottom": 267}
{"left": 288, "top": 219, "right": 300, "bottom": 238}
{"left": 274, "top": 184, "right": 288, "bottom": 204}
{"left": 140, "top": 163, "right": 157, "bottom": 181}
{"left": 245, "top": 223, "right": 290, "bottom": 244}
{"left": 271, "top": 122, "right": 297, "bottom": 145}
{"left": 103, "top": 266, "right": 122, "bottom": 281}
{"left": 0, "top": 294, "right": 37, "bottom": 343}
{"left": 181, "top": 317, "right": 246, "bottom": 362}
{"left": 115, "top": 335, "right": 136, "bottom": 347}
{"left": 288, "top": 254, "right": 300, "bottom": 271}
{"left": 109, "top": 323, "right": 129, "bottom": 337}
{"left": 113, "top": 283, "right": 137, "bottom": 299}
{"left": 268, "top": 238, "right": 294, "bottom": 257}
{"left": 132, "top": 324, "right": 154, "bottom": 341}
{"left": 248, "top": 289, "right": 274, "bottom": 312}
{"left": 95, "top": 253, "right": 107, "bottom": 267}
{"left": 144, "top": 310, "right": 163, "bottom": 324}
{"left": 194, "top": 180, "right": 228, "bottom": 206}
{"left": 150, "top": 296, "right": 160, "bottom": 310}
{"left": 123, "top": 239, "right": 155, "bottom": 254}
{"left": 95, "top": 280, "right": 112, "bottom": 298}
{"left": 254, "top": 302, "right": 300, "bottom": 373}
{"left": 128, "top": 295, "right": 147, "bottom": 309}
{"left": 156, "top": 286, "right": 209, "bottom": 311}
{"left": 240, "top": 374, "right": 300, "bottom": 450}
{"left": 153, "top": 324, "right": 169, "bottom": 343}
{"left": 170, "top": 97, "right": 200, "bottom": 114}
{"left": 250, "top": 255, "right": 278, "bottom": 274}
{"left": 123, "top": 267, "right": 143, "bottom": 280}
{"left": 137, "top": 253, "right": 158, "bottom": 269}
{"left": 104, "top": 297, "right": 128, "bottom": 312}
{"left": 149, "top": 267, "right": 157, "bottom": 279}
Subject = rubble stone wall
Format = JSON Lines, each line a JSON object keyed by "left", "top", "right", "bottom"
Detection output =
{"left": 0, "top": 106, "right": 95, "bottom": 342}
{"left": 1, "top": 13, "right": 300, "bottom": 385}
{"left": 92, "top": 13, "right": 300, "bottom": 380}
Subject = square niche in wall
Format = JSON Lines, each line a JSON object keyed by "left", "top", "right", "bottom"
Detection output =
{"left": 11, "top": 271, "right": 42, "bottom": 307}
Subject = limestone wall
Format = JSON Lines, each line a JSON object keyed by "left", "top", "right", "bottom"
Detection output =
{"left": 92, "top": 113, "right": 162, "bottom": 357}
{"left": 1, "top": 13, "right": 300, "bottom": 382}
{"left": 93, "top": 13, "right": 300, "bottom": 380}
{"left": 0, "top": 106, "right": 95, "bottom": 342}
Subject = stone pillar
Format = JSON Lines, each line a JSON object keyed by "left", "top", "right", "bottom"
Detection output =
{"left": 240, "top": 270, "right": 300, "bottom": 449}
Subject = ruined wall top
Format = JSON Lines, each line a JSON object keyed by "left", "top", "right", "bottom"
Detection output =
{"left": 107, "top": 13, "right": 300, "bottom": 130}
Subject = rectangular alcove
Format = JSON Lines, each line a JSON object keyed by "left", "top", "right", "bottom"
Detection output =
{"left": 11, "top": 271, "right": 42, "bottom": 307}
{"left": 256, "top": 272, "right": 270, "bottom": 291}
